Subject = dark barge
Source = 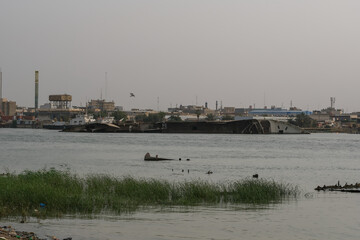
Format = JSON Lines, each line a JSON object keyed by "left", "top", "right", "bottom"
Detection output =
{"left": 61, "top": 119, "right": 307, "bottom": 134}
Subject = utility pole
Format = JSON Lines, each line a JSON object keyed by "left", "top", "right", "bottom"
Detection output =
{"left": 105, "top": 72, "right": 108, "bottom": 101}
{"left": 157, "top": 97, "right": 159, "bottom": 111}
{"left": 0, "top": 68, "right": 2, "bottom": 100}
{"left": 330, "top": 97, "right": 336, "bottom": 109}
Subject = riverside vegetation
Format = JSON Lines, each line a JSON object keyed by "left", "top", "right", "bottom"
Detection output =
{"left": 0, "top": 169, "right": 299, "bottom": 219}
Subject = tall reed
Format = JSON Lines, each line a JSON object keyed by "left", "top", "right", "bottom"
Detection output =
{"left": 0, "top": 169, "right": 298, "bottom": 218}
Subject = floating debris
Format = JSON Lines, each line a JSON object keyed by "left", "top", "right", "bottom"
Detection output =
{"left": 315, "top": 182, "right": 360, "bottom": 192}
{"left": 0, "top": 226, "right": 42, "bottom": 240}
{"left": 144, "top": 153, "right": 173, "bottom": 161}
{"left": 0, "top": 226, "right": 71, "bottom": 240}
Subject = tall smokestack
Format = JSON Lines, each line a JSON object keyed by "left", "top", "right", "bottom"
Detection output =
{"left": 35, "top": 71, "right": 39, "bottom": 110}
{"left": 0, "top": 69, "right": 2, "bottom": 100}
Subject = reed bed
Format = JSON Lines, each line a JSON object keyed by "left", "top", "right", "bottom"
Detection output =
{"left": 0, "top": 169, "right": 298, "bottom": 218}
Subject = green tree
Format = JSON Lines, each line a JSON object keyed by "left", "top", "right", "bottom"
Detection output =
{"left": 167, "top": 115, "right": 182, "bottom": 122}
{"left": 222, "top": 115, "right": 234, "bottom": 121}
{"left": 195, "top": 110, "right": 201, "bottom": 121}
{"left": 157, "top": 112, "right": 166, "bottom": 122}
{"left": 147, "top": 112, "right": 165, "bottom": 122}
{"left": 288, "top": 113, "right": 317, "bottom": 128}
{"left": 11, "top": 120, "right": 17, "bottom": 128}
{"left": 112, "top": 111, "right": 127, "bottom": 122}
{"left": 135, "top": 112, "right": 166, "bottom": 123}
{"left": 93, "top": 111, "right": 107, "bottom": 119}
{"left": 206, "top": 113, "right": 215, "bottom": 121}
{"left": 135, "top": 114, "right": 146, "bottom": 122}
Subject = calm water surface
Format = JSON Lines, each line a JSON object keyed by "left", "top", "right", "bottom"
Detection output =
{"left": 0, "top": 129, "right": 359, "bottom": 239}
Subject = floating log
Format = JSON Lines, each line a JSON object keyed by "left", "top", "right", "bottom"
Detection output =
{"left": 330, "top": 189, "right": 360, "bottom": 193}
{"left": 340, "top": 189, "right": 360, "bottom": 193}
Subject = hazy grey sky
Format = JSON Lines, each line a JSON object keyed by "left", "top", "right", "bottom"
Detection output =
{"left": 1, "top": 0, "right": 360, "bottom": 112}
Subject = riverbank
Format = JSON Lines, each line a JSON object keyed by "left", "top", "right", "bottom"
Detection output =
{"left": 0, "top": 226, "right": 43, "bottom": 240}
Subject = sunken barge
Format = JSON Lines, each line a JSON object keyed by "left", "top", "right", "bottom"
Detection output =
{"left": 157, "top": 119, "right": 307, "bottom": 134}
{"left": 62, "top": 119, "right": 307, "bottom": 134}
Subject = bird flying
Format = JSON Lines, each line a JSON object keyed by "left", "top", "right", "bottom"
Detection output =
{"left": 130, "top": 93, "right": 135, "bottom": 97}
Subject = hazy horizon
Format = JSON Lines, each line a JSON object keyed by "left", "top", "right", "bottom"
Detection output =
{"left": 1, "top": 0, "right": 360, "bottom": 112}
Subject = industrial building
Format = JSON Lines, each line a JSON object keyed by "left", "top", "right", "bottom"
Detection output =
{"left": 38, "top": 94, "right": 82, "bottom": 122}
{"left": 88, "top": 99, "right": 115, "bottom": 112}
{"left": 222, "top": 107, "right": 235, "bottom": 115}
{"left": 0, "top": 98, "right": 17, "bottom": 116}
{"left": 248, "top": 109, "right": 312, "bottom": 117}
{"left": 38, "top": 109, "right": 82, "bottom": 123}
{"left": 49, "top": 94, "right": 72, "bottom": 109}
{"left": 0, "top": 70, "right": 17, "bottom": 117}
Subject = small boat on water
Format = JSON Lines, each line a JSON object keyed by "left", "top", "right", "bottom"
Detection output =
{"left": 43, "top": 121, "right": 66, "bottom": 130}
{"left": 144, "top": 152, "right": 173, "bottom": 161}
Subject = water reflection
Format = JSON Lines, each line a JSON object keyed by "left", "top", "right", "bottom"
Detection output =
{"left": 1, "top": 129, "right": 360, "bottom": 239}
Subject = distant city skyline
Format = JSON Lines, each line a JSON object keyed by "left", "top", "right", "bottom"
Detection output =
{"left": 1, "top": 1, "right": 360, "bottom": 112}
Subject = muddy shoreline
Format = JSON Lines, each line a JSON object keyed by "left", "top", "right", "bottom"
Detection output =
{"left": 0, "top": 226, "right": 70, "bottom": 240}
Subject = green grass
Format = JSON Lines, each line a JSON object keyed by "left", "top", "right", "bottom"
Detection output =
{"left": 0, "top": 169, "right": 299, "bottom": 218}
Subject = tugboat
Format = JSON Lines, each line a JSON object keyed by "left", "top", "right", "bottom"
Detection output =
{"left": 69, "top": 114, "right": 96, "bottom": 125}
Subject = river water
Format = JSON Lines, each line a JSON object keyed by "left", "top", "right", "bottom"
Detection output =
{"left": 0, "top": 129, "right": 359, "bottom": 239}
